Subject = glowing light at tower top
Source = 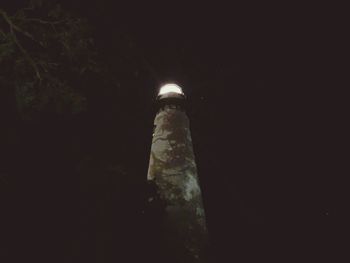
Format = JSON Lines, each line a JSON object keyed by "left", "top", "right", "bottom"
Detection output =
{"left": 158, "top": 84, "right": 184, "bottom": 96}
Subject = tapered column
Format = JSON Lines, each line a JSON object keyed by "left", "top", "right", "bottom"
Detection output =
{"left": 147, "top": 84, "right": 208, "bottom": 263}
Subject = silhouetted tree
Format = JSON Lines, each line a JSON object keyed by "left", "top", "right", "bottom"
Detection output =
{"left": 0, "top": 2, "right": 162, "bottom": 263}
{"left": 0, "top": 0, "right": 103, "bottom": 119}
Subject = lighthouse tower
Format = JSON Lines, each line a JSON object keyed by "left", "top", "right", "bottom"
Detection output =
{"left": 147, "top": 84, "right": 208, "bottom": 263}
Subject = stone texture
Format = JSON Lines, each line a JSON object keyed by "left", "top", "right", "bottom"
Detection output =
{"left": 147, "top": 104, "right": 208, "bottom": 262}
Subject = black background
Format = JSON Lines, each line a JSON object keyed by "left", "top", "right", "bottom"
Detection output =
{"left": 1, "top": 1, "right": 347, "bottom": 262}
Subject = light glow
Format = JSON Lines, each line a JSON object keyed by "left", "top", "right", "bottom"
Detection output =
{"left": 158, "top": 84, "right": 183, "bottom": 95}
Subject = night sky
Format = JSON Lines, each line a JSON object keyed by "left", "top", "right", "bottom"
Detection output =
{"left": 1, "top": 1, "right": 346, "bottom": 263}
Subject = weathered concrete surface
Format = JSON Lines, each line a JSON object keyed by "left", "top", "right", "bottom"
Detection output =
{"left": 147, "top": 104, "right": 208, "bottom": 263}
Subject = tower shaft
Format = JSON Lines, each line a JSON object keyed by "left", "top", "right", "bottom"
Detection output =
{"left": 148, "top": 103, "right": 208, "bottom": 263}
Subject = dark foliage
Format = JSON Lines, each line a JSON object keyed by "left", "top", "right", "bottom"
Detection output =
{"left": 0, "top": 1, "right": 164, "bottom": 262}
